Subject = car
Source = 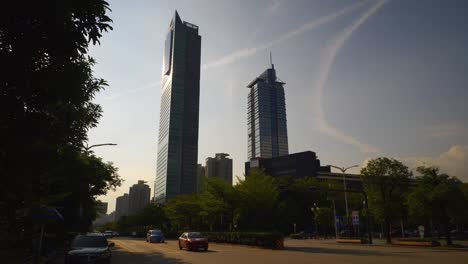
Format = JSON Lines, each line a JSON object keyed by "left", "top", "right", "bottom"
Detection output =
{"left": 178, "top": 232, "right": 208, "bottom": 251}
{"left": 103, "top": 230, "right": 114, "bottom": 238}
{"left": 339, "top": 229, "right": 353, "bottom": 238}
{"left": 66, "top": 233, "right": 114, "bottom": 264}
{"left": 146, "top": 229, "right": 165, "bottom": 243}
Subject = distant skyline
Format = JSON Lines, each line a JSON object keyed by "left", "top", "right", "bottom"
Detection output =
{"left": 89, "top": 0, "right": 468, "bottom": 212}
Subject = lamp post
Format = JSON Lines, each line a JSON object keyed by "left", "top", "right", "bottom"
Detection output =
{"left": 328, "top": 165, "right": 358, "bottom": 222}
{"left": 79, "top": 142, "right": 117, "bottom": 228}
{"left": 84, "top": 143, "right": 117, "bottom": 151}
{"left": 362, "top": 192, "right": 373, "bottom": 244}
{"left": 311, "top": 203, "right": 319, "bottom": 239}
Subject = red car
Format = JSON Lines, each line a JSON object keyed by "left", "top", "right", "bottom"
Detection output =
{"left": 178, "top": 232, "right": 208, "bottom": 251}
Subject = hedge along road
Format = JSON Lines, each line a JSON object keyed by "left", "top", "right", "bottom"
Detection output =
{"left": 110, "top": 237, "right": 468, "bottom": 264}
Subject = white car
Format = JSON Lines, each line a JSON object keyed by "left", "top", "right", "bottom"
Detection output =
{"left": 103, "top": 230, "right": 114, "bottom": 238}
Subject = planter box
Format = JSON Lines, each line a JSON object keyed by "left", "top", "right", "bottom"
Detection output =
{"left": 336, "top": 239, "right": 362, "bottom": 244}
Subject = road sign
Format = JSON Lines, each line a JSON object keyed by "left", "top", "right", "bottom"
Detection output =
{"left": 352, "top": 211, "right": 359, "bottom": 225}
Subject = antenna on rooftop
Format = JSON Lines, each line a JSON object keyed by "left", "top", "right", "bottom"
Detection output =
{"left": 270, "top": 51, "right": 274, "bottom": 69}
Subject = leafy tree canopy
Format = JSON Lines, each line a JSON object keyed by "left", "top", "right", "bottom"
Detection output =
{"left": 0, "top": 0, "right": 120, "bottom": 237}
{"left": 361, "top": 157, "right": 412, "bottom": 243}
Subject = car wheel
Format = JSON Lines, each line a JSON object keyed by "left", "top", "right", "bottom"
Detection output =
{"left": 179, "top": 243, "right": 182, "bottom": 250}
{"left": 204, "top": 247, "right": 208, "bottom": 252}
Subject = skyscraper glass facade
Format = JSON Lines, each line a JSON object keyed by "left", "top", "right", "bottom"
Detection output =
{"left": 155, "top": 11, "right": 201, "bottom": 203}
{"left": 247, "top": 65, "right": 288, "bottom": 159}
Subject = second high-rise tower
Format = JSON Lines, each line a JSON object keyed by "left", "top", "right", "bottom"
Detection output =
{"left": 247, "top": 62, "right": 288, "bottom": 159}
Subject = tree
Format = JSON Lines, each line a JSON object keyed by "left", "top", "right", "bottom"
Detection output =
{"left": 274, "top": 176, "right": 329, "bottom": 234}
{"left": 0, "top": 0, "right": 120, "bottom": 242}
{"left": 361, "top": 157, "right": 412, "bottom": 243}
{"left": 235, "top": 169, "right": 279, "bottom": 230}
{"left": 164, "top": 195, "right": 202, "bottom": 231}
{"left": 316, "top": 207, "right": 335, "bottom": 237}
{"left": 199, "top": 177, "right": 238, "bottom": 231}
{"left": 407, "top": 166, "right": 467, "bottom": 245}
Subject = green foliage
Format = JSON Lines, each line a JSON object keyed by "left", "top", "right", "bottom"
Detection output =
{"left": 289, "top": 233, "right": 305, "bottom": 239}
{"left": 164, "top": 194, "right": 202, "bottom": 231}
{"left": 203, "top": 232, "right": 283, "bottom": 249}
{"left": 0, "top": 0, "right": 120, "bottom": 242}
{"left": 274, "top": 175, "right": 329, "bottom": 234}
{"left": 115, "top": 204, "right": 168, "bottom": 233}
{"left": 235, "top": 169, "right": 279, "bottom": 230}
{"left": 316, "top": 207, "right": 334, "bottom": 232}
{"left": 361, "top": 157, "right": 412, "bottom": 243}
{"left": 199, "top": 177, "right": 238, "bottom": 231}
{"left": 407, "top": 166, "right": 467, "bottom": 245}
{"left": 98, "top": 221, "right": 117, "bottom": 232}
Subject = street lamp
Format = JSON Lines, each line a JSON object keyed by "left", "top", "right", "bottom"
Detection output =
{"left": 328, "top": 164, "right": 358, "bottom": 221}
{"left": 84, "top": 143, "right": 117, "bottom": 151}
{"left": 79, "top": 142, "right": 117, "bottom": 226}
{"left": 311, "top": 203, "right": 319, "bottom": 238}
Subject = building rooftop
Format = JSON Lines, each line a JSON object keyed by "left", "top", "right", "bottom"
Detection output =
{"left": 247, "top": 66, "right": 285, "bottom": 88}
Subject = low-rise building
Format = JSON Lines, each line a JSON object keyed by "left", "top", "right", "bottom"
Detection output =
{"left": 205, "top": 153, "right": 233, "bottom": 185}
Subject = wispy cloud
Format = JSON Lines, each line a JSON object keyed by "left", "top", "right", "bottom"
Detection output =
{"left": 103, "top": 80, "right": 160, "bottom": 101}
{"left": 201, "top": 1, "right": 366, "bottom": 71}
{"left": 402, "top": 145, "right": 468, "bottom": 182}
{"left": 246, "top": 0, "right": 284, "bottom": 44}
{"left": 265, "top": 0, "right": 283, "bottom": 16}
{"left": 425, "top": 123, "right": 468, "bottom": 139}
{"left": 311, "top": 0, "right": 388, "bottom": 154}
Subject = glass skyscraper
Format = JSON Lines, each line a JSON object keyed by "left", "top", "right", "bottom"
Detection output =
{"left": 155, "top": 11, "right": 201, "bottom": 203}
{"left": 247, "top": 63, "right": 288, "bottom": 159}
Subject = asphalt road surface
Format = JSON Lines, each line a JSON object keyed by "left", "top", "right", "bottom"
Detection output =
{"left": 110, "top": 237, "right": 468, "bottom": 264}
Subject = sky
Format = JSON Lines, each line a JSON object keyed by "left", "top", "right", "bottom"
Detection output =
{"left": 88, "top": 0, "right": 468, "bottom": 213}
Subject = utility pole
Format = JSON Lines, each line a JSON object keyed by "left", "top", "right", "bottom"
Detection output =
{"left": 328, "top": 165, "right": 358, "bottom": 221}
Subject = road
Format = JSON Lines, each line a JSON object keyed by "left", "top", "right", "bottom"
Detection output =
{"left": 109, "top": 237, "right": 468, "bottom": 264}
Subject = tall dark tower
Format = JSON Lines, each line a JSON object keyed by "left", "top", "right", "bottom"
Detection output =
{"left": 155, "top": 11, "right": 201, "bottom": 203}
{"left": 247, "top": 58, "right": 288, "bottom": 160}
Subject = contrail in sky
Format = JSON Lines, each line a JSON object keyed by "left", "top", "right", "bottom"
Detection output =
{"left": 201, "top": 1, "right": 366, "bottom": 71}
{"left": 104, "top": 80, "right": 159, "bottom": 100}
{"left": 312, "top": 0, "right": 388, "bottom": 154}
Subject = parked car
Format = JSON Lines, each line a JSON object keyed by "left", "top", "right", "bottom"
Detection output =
{"left": 146, "top": 229, "right": 165, "bottom": 243}
{"left": 339, "top": 229, "right": 353, "bottom": 238}
{"left": 450, "top": 229, "right": 468, "bottom": 240}
{"left": 178, "top": 232, "right": 208, "bottom": 251}
{"left": 103, "top": 230, "right": 114, "bottom": 238}
{"left": 66, "top": 233, "right": 114, "bottom": 264}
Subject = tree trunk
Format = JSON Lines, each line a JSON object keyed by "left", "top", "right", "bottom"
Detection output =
{"left": 385, "top": 219, "right": 392, "bottom": 244}
{"left": 444, "top": 222, "right": 453, "bottom": 246}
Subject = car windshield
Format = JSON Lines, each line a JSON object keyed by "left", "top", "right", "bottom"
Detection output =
{"left": 71, "top": 235, "right": 108, "bottom": 248}
{"left": 188, "top": 232, "right": 204, "bottom": 239}
{"left": 151, "top": 230, "right": 162, "bottom": 235}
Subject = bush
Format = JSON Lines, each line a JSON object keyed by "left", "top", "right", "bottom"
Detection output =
{"left": 289, "top": 233, "right": 305, "bottom": 239}
{"left": 397, "top": 238, "right": 436, "bottom": 242}
{"left": 203, "top": 232, "right": 284, "bottom": 249}
{"left": 396, "top": 238, "right": 441, "bottom": 246}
